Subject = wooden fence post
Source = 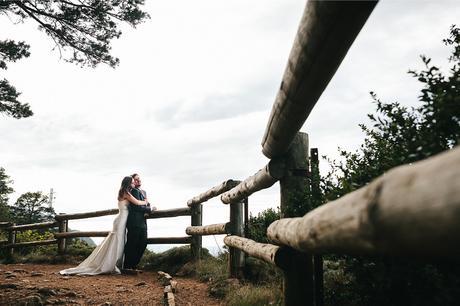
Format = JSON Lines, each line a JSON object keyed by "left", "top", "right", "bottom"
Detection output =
{"left": 64, "top": 219, "right": 69, "bottom": 253}
{"left": 229, "top": 201, "right": 244, "bottom": 278}
{"left": 310, "top": 147, "right": 324, "bottom": 306}
{"left": 7, "top": 223, "right": 16, "bottom": 258}
{"left": 279, "top": 132, "right": 314, "bottom": 306}
{"left": 57, "top": 214, "right": 67, "bottom": 254}
{"left": 244, "top": 198, "right": 249, "bottom": 237}
{"left": 191, "top": 204, "right": 202, "bottom": 261}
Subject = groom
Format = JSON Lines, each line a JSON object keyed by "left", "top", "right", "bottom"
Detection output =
{"left": 123, "top": 173, "right": 155, "bottom": 270}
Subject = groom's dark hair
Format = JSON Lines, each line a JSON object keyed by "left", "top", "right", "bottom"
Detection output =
{"left": 131, "top": 173, "right": 138, "bottom": 178}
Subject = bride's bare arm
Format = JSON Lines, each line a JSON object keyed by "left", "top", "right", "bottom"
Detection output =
{"left": 124, "top": 192, "right": 148, "bottom": 206}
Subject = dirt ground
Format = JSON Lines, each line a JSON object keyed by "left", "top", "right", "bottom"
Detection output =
{"left": 0, "top": 263, "right": 222, "bottom": 305}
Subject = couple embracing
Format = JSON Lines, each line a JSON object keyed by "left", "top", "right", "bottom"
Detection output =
{"left": 60, "top": 174, "right": 156, "bottom": 275}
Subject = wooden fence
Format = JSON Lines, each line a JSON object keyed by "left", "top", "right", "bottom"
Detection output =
{"left": 184, "top": 1, "right": 459, "bottom": 305}
{"left": 1, "top": 1, "right": 459, "bottom": 306}
{"left": 0, "top": 207, "right": 196, "bottom": 258}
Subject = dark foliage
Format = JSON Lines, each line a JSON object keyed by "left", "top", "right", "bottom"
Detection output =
{"left": 246, "top": 208, "right": 280, "bottom": 244}
{"left": 322, "top": 25, "right": 459, "bottom": 201}
{"left": 9, "top": 191, "right": 55, "bottom": 225}
{"left": 140, "top": 246, "right": 211, "bottom": 275}
{"left": 0, "top": 167, "right": 13, "bottom": 222}
{"left": 321, "top": 25, "right": 460, "bottom": 306}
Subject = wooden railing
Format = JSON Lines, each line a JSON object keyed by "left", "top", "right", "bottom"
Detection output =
{"left": 182, "top": 1, "right": 459, "bottom": 305}
{"left": 0, "top": 207, "right": 196, "bottom": 258}
{"left": 2, "top": 2, "right": 459, "bottom": 306}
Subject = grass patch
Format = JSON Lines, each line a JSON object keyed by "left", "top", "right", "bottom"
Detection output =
{"left": 225, "top": 284, "right": 283, "bottom": 306}
{"left": 181, "top": 252, "right": 283, "bottom": 303}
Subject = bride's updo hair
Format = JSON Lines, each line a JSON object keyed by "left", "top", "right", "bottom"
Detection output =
{"left": 118, "top": 176, "right": 133, "bottom": 200}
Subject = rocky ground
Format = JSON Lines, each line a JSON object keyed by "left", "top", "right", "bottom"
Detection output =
{"left": 0, "top": 263, "right": 222, "bottom": 305}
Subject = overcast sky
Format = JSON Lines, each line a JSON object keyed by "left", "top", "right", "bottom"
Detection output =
{"left": 1, "top": 0, "right": 459, "bottom": 252}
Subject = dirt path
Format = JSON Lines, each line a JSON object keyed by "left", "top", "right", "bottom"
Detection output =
{"left": 0, "top": 264, "right": 222, "bottom": 305}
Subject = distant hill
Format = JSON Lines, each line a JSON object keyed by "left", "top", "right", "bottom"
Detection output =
{"left": 78, "top": 236, "right": 96, "bottom": 247}
{"left": 67, "top": 229, "right": 96, "bottom": 247}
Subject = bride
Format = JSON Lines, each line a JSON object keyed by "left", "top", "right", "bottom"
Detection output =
{"left": 60, "top": 176, "right": 149, "bottom": 275}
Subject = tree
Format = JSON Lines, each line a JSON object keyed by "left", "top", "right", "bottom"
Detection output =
{"left": 0, "top": 0, "right": 149, "bottom": 119}
{"left": 322, "top": 25, "right": 459, "bottom": 202}
{"left": 321, "top": 25, "right": 460, "bottom": 306}
{"left": 0, "top": 167, "right": 13, "bottom": 221}
{"left": 9, "top": 191, "right": 55, "bottom": 224}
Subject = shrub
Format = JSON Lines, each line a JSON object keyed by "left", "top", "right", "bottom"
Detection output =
{"left": 140, "top": 246, "right": 212, "bottom": 275}
{"left": 243, "top": 257, "right": 282, "bottom": 285}
{"left": 225, "top": 284, "right": 283, "bottom": 306}
{"left": 247, "top": 208, "right": 280, "bottom": 244}
{"left": 319, "top": 25, "right": 460, "bottom": 306}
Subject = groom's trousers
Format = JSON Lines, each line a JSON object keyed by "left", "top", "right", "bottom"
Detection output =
{"left": 124, "top": 225, "right": 147, "bottom": 269}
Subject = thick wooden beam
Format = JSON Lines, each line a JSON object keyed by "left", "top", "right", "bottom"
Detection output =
{"left": 147, "top": 237, "right": 192, "bottom": 244}
{"left": 9, "top": 221, "right": 58, "bottom": 231}
{"left": 54, "top": 231, "right": 110, "bottom": 238}
{"left": 268, "top": 147, "right": 460, "bottom": 259}
{"left": 220, "top": 158, "right": 285, "bottom": 204}
{"left": 146, "top": 207, "right": 192, "bottom": 219}
{"left": 224, "top": 236, "right": 280, "bottom": 266}
{"left": 187, "top": 180, "right": 240, "bottom": 206}
{"left": 55, "top": 209, "right": 118, "bottom": 220}
{"left": 186, "top": 223, "right": 230, "bottom": 236}
{"left": 261, "top": 1, "right": 378, "bottom": 158}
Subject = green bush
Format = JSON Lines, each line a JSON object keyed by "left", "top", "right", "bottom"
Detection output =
{"left": 14, "top": 230, "right": 55, "bottom": 256}
{"left": 247, "top": 208, "right": 280, "bottom": 244}
{"left": 140, "top": 246, "right": 212, "bottom": 275}
{"left": 225, "top": 284, "right": 283, "bottom": 306}
{"left": 4, "top": 237, "right": 95, "bottom": 264}
{"left": 243, "top": 257, "right": 282, "bottom": 285}
{"left": 318, "top": 25, "right": 460, "bottom": 306}
{"left": 194, "top": 256, "right": 228, "bottom": 283}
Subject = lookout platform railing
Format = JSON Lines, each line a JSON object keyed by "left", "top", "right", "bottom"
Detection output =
{"left": 0, "top": 207, "right": 194, "bottom": 256}
{"left": 2, "top": 2, "right": 459, "bottom": 306}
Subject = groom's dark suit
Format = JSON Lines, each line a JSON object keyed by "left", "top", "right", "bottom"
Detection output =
{"left": 124, "top": 187, "right": 150, "bottom": 269}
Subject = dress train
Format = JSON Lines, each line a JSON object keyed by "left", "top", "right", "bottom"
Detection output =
{"left": 59, "top": 200, "right": 129, "bottom": 275}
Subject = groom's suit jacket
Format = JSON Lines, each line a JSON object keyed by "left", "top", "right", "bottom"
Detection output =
{"left": 127, "top": 188, "right": 151, "bottom": 229}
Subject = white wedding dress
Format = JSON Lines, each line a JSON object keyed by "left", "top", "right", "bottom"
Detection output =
{"left": 60, "top": 200, "right": 129, "bottom": 275}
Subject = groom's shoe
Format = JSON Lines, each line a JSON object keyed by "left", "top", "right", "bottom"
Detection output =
{"left": 121, "top": 268, "right": 139, "bottom": 275}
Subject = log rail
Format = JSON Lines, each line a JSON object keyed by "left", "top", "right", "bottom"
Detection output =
{"left": 0, "top": 207, "right": 195, "bottom": 255}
